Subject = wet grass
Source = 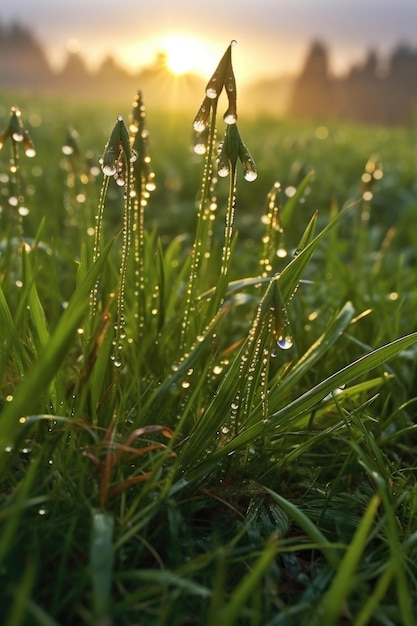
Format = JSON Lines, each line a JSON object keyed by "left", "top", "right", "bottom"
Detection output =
{"left": 0, "top": 45, "right": 417, "bottom": 626}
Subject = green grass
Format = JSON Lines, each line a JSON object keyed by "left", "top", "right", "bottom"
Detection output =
{"left": 0, "top": 44, "right": 417, "bottom": 626}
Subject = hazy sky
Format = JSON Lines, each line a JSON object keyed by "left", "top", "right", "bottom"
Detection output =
{"left": 2, "top": 0, "right": 417, "bottom": 82}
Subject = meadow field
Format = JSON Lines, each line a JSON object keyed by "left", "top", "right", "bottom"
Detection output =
{"left": 0, "top": 46, "right": 417, "bottom": 625}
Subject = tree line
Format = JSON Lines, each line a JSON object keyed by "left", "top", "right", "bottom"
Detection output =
{"left": 1, "top": 22, "right": 417, "bottom": 123}
{"left": 289, "top": 40, "right": 417, "bottom": 124}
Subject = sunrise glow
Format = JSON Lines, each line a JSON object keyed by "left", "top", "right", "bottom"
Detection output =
{"left": 161, "top": 35, "right": 216, "bottom": 76}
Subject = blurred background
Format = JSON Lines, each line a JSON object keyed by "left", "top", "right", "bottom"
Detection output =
{"left": 1, "top": 0, "right": 417, "bottom": 124}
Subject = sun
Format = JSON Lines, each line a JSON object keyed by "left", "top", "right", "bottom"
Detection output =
{"left": 162, "top": 35, "right": 213, "bottom": 76}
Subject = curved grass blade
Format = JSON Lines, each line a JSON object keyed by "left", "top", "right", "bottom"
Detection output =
{"left": 312, "top": 494, "right": 380, "bottom": 625}
{"left": 0, "top": 281, "right": 28, "bottom": 379}
{"left": 266, "top": 301, "right": 355, "bottom": 415}
{"left": 0, "top": 239, "right": 114, "bottom": 465}
{"left": 22, "top": 245, "right": 49, "bottom": 350}
{"left": 182, "top": 331, "right": 417, "bottom": 485}
{"left": 263, "top": 486, "right": 341, "bottom": 569}
{"left": 220, "top": 536, "right": 279, "bottom": 626}
{"left": 281, "top": 170, "right": 315, "bottom": 231}
{"left": 269, "top": 331, "right": 417, "bottom": 425}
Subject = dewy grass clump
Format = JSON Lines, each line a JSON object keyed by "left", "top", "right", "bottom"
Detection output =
{"left": 0, "top": 42, "right": 416, "bottom": 626}
{"left": 0, "top": 106, "right": 36, "bottom": 238}
{"left": 182, "top": 41, "right": 258, "bottom": 346}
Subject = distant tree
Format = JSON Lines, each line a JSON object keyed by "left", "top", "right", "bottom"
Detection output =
{"left": 289, "top": 40, "right": 334, "bottom": 119}
{"left": 340, "top": 50, "right": 384, "bottom": 123}
{"left": 288, "top": 40, "right": 417, "bottom": 125}
{"left": 59, "top": 51, "right": 90, "bottom": 82}
{"left": 94, "top": 55, "right": 135, "bottom": 95}
{"left": 384, "top": 44, "right": 417, "bottom": 122}
{"left": 0, "top": 21, "right": 51, "bottom": 88}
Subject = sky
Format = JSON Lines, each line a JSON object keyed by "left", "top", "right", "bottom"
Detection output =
{"left": 2, "top": 0, "right": 417, "bottom": 83}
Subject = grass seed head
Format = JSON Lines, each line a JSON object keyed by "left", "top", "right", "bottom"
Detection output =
{"left": 130, "top": 91, "right": 156, "bottom": 194}
{"left": 100, "top": 116, "right": 133, "bottom": 185}
{"left": 216, "top": 123, "right": 258, "bottom": 181}
{"left": 62, "top": 125, "right": 80, "bottom": 157}
{"left": 0, "top": 106, "right": 36, "bottom": 156}
{"left": 192, "top": 42, "right": 238, "bottom": 152}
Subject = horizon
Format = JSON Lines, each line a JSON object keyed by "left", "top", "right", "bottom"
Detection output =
{"left": 2, "top": 19, "right": 417, "bottom": 88}
{"left": 1, "top": 1, "right": 417, "bottom": 84}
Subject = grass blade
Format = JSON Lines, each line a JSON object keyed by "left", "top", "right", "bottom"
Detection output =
{"left": 270, "top": 332, "right": 417, "bottom": 424}
{"left": 90, "top": 510, "right": 114, "bottom": 624}
{"left": 220, "top": 537, "right": 278, "bottom": 626}
{"left": 0, "top": 240, "right": 114, "bottom": 462}
{"left": 313, "top": 494, "right": 380, "bottom": 625}
{"left": 263, "top": 487, "right": 341, "bottom": 569}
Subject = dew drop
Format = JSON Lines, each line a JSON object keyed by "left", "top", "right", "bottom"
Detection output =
{"left": 206, "top": 87, "right": 218, "bottom": 99}
{"left": 244, "top": 170, "right": 258, "bottom": 182}
{"left": 277, "top": 335, "right": 293, "bottom": 350}
{"left": 193, "top": 143, "right": 206, "bottom": 155}
{"left": 231, "top": 39, "right": 237, "bottom": 47}
{"left": 218, "top": 166, "right": 230, "bottom": 178}
{"left": 193, "top": 120, "right": 206, "bottom": 133}
{"left": 110, "top": 355, "right": 122, "bottom": 368}
{"left": 224, "top": 113, "right": 237, "bottom": 124}
{"left": 169, "top": 383, "right": 180, "bottom": 396}
{"left": 102, "top": 164, "right": 117, "bottom": 176}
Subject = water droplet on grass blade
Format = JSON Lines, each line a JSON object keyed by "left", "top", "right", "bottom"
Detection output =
{"left": 277, "top": 335, "right": 293, "bottom": 350}
{"left": 110, "top": 355, "right": 122, "bottom": 368}
{"left": 206, "top": 87, "right": 218, "bottom": 99}
{"left": 169, "top": 383, "right": 180, "bottom": 396}
{"left": 194, "top": 143, "right": 206, "bottom": 155}
{"left": 244, "top": 169, "right": 258, "bottom": 182}
{"left": 224, "top": 112, "right": 237, "bottom": 124}
{"left": 102, "top": 164, "right": 117, "bottom": 176}
{"left": 193, "top": 120, "right": 207, "bottom": 133}
{"left": 218, "top": 165, "right": 230, "bottom": 177}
